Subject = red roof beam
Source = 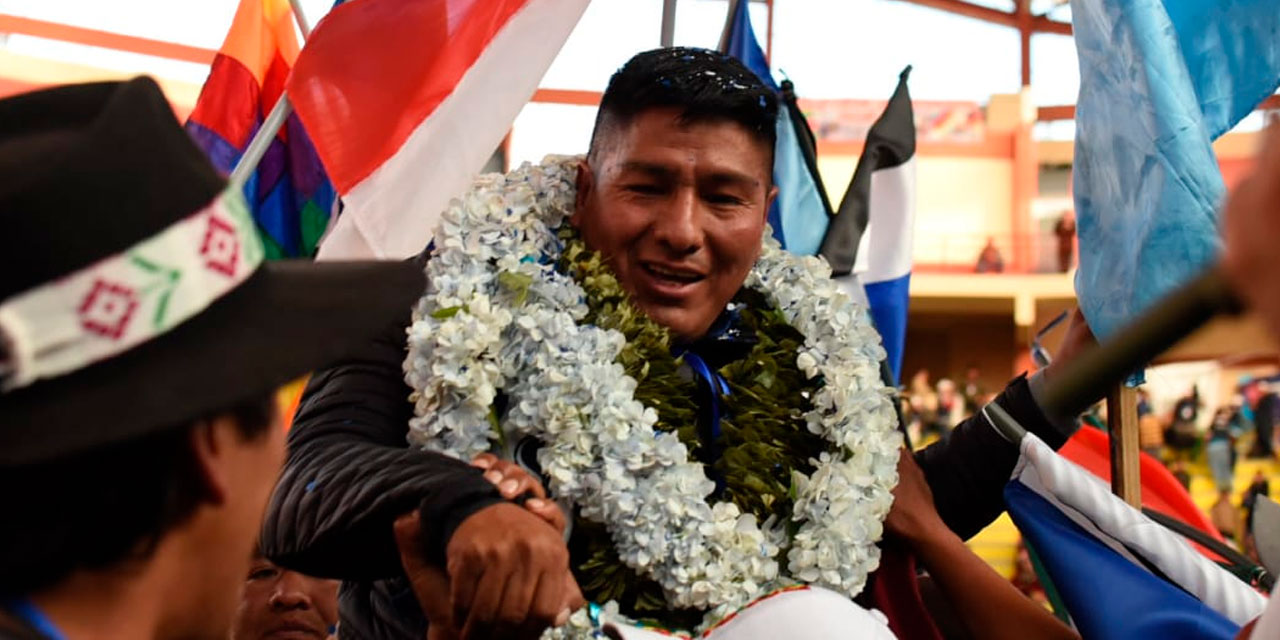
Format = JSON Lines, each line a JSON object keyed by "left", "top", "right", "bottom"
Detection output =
{"left": 0, "top": 14, "right": 215, "bottom": 65}
{"left": 891, "top": 0, "right": 1070, "bottom": 34}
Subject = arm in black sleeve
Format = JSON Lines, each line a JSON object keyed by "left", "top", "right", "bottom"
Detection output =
{"left": 914, "top": 373, "right": 1075, "bottom": 541}
{"left": 262, "top": 308, "right": 504, "bottom": 581}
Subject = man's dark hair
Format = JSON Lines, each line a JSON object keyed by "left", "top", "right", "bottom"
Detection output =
{"left": 589, "top": 47, "right": 778, "bottom": 162}
{"left": 0, "top": 395, "right": 276, "bottom": 597}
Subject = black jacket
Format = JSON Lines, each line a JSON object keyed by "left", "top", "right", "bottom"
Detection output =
{"left": 262, "top": 313, "right": 1069, "bottom": 640}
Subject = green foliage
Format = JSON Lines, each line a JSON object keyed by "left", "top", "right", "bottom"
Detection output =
{"left": 557, "top": 229, "right": 824, "bottom": 628}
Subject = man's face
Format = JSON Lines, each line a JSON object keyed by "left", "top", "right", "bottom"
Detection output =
{"left": 573, "top": 107, "right": 776, "bottom": 340}
{"left": 230, "top": 556, "right": 340, "bottom": 640}
{"left": 189, "top": 412, "right": 287, "bottom": 640}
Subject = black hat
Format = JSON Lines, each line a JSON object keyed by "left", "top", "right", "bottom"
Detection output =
{"left": 0, "top": 77, "right": 424, "bottom": 465}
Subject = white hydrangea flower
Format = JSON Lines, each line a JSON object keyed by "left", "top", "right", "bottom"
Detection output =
{"left": 403, "top": 157, "right": 902, "bottom": 639}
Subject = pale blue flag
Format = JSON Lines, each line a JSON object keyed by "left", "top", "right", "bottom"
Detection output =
{"left": 1071, "top": 0, "right": 1280, "bottom": 339}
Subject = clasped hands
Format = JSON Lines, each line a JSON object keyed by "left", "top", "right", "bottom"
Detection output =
{"left": 394, "top": 454, "right": 584, "bottom": 640}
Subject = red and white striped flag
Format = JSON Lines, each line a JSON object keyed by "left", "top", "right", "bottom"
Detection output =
{"left": 287, "top": 0, "right": 590, "bottom": 259}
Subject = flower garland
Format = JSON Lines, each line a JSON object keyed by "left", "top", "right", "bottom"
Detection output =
{"left": 404, "top": 156, "right": 902, "bottom": 635}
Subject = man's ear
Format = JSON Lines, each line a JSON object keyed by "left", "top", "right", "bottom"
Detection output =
{"left": 189, "top": 416, "right": 237, "bottom": 507}
{"left": 764, "top": 184, "right": 779, "bottom": 222}
{"left": 572, "top": 158, "right": 594, "bottom": 227}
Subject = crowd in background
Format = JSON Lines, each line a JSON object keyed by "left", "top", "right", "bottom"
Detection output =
{"left": 903, "top": 365, "right": 1280, "bottom": 574}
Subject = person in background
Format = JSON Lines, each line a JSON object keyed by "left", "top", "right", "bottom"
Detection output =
{"left": 1010, "top": 540, "right": 1050, "bottom": 608}
{"left": 1137, "top": 389, "right": 1164, "bottom": 460}
{"left": 0, "top": 79, "right": 423, "bottom": 639}
{"left": 962, "top": 366, "right": 985, "bottom": 415}
{"left": 1206, "top": 408, "right": 1238, "bottom": 493}
{"left": 231, "top": 553, "right": 340, "bottom": 640}
{"left": 1166, "top": 386, "right": 1202, "bottom": 459}
{"left": 1053, "top": 211, "right": 1076, "bottom": 273}
{"left": 935, "top": 378, "right": 965, "bottom": 438}
{"left": 1210, "top": 489, "right": 1241, "bottom": 543}
{"left": 1249, "top": 383, "right": 1278, "bottom": 459}
{"left": 976, "top": 237, "right": 1005, "bottom": 273}
{"left": 1169, "top": 460, "right": 1193, "bottom": 492}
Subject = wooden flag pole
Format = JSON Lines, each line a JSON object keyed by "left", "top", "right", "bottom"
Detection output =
{"left": 1107, "top": 384, "right": 1142, "bottom": 507}
{"left": 227, "top": 0, "right": 315, "bottom": 190}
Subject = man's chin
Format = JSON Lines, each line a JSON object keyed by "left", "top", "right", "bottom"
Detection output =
{"left": 638, "top": 304, "right": 714, "bottom": 341}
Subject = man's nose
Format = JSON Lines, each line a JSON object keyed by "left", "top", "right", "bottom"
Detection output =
{"left": 653, "top": 188, "right": 702, "bottom": 254}
{"left": 269, "top": 571, "right": 314, "bottom": 610}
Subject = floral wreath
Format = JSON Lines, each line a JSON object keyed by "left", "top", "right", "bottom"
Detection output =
{"left": 403, "top": 156, "right": 902, "bottom": 635}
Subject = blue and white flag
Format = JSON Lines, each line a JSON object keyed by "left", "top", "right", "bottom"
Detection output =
{"left": 1070, "top": 0, "right": 1280, "bottom": 339}
{"left": 721, "top": 0, "right": 832, "bottom": 256}
{"left": 820, "top": 69, "right": 916, "bottom": 383}
{"left": 1005, "top": 432, "right": 1267, "bottom": 639}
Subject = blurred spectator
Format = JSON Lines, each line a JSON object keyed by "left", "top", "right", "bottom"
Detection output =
{"left": 918, "top": 378, "right": 964, "bottom": 445}
{"left": 1242, "top": 471, "right": 1272, "bottom": 563}
{"left": 1138, "top": 412, "right": 1164, "bottom": 461}
{"left": 1249, "top": 384, "right": 1278, "bottom": 459}
{"left": 962, "top": 366, "right": 985, "bottom": 415}
{"left": 1205, "top": 409, "right": 1237, "bottom": 492}
{"left": 1210, "top": 489, "right": 1240, "bottom": 542}
{"left": 1011, "top": 540, "right": 1049, "bottom": 608}
{"left": 1136, "top": 388, "right": 1163, "bottom": 459}
{"left": 975, "top": 237, "right": 1005, "bottom": 273}
{"left": 909, "top": 369, "right": 940, "bottom": 441}
{"left": 231, "top": 553, "right": 340, "bottom": 640}
{"left": 1243, "top": 471, "right": 1272, "bottom": 532}
{"left": 936, "top": 379, "right": 965, "bottom": 429}
{"left": 1165, "top": 386, "right": 1201, "bottom": 457}
{"left": 1054, "top": 212, "right": 1076, "bottom": 273}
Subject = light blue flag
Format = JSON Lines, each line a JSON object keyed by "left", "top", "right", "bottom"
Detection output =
{"left": 723, "top": 0, "right": 831, "bottom": 255}
{"left": 1071, "top": 0, "right": 1280, "bottom": 339}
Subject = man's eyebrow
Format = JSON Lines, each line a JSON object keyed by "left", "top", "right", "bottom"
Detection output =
{"left": 702, "top": 170, "right": 761, "bottom": 190}
{"left": 617, "top": 161, "right": 677, "bottom": 180}
{"left": 616, "top": 162, "right": 761, "bottom": 189}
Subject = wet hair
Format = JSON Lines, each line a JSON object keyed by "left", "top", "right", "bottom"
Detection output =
{"left": 0, "top": 395, "right": 276, "bottom": 597}
{"left": 589, "top": 47, "right": 778, "bottom": 164}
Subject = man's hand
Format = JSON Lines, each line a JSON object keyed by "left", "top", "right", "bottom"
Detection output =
{"left": 471, "top": 453, "right": 565, "bottom": 535}
{"left": 884, "top": 448, "right": 947, "bottom": 547}
{"left": 1223, "top": 122, "right": 1280, "bottom": 341}
{"left": 445, "top": 503, "right": 583, "bottom": 639}
{"left": 394, "top": 513, "right": 458, "bottom": 640}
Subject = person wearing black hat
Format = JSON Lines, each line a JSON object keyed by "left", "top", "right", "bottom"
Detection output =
{"left": 0, "top": 77, "right": 428, "bottom": 639}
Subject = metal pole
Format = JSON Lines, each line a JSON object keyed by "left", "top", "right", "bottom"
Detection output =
{"left": 660, "top": 0, "right": 677, "bottom": 47}
{"left": 288, "top": 0, "right": 313, "bottom": 38}
{"left": 227, "top": 0, "right": 315, "bottom": 189}
{"left": 229, "top": 96, "right": 293, "bottom": 188}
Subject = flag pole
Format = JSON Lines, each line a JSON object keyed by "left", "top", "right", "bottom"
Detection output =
{"left": 660, "top": 0, "right": 677, "bottom": 47}
{"left": 228, "top": 0, "right": 315, "bottom": 190}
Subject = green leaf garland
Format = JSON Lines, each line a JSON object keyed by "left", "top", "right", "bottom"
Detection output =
{"left": 558, "top": 229, "right": 825, "bottom": 630}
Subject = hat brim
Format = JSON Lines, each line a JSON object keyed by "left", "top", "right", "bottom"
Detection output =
{"left": 1, "top": 258, "right": 425, "bottom": 464}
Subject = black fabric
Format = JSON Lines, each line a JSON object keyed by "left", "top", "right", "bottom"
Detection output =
{"left": 0, "top": 78, "right": 224, "bottom": 299}
{"left": 0, "top": 78, "right": 427, "bottom": 464}
{"left": 915, "top": 372, "right": 1068, "bottom": 540}
{"left": 819, "top": 66, "right": 916, "bottom": 275}
{"left": 261, "top": 317, "right": 504, "bottom": 581}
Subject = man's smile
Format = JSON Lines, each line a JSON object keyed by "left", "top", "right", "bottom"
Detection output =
{"left": 637, "top": 260, "right": 708, "bottom": 298}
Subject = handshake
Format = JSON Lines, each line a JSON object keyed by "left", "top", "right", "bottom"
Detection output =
{"left": 393, "top": 453, "right": 584, "bottom": 640}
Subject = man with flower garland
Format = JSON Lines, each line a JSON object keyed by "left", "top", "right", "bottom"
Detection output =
{"left": 263, "top": 48, "right": 1096, "bottom": 640}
